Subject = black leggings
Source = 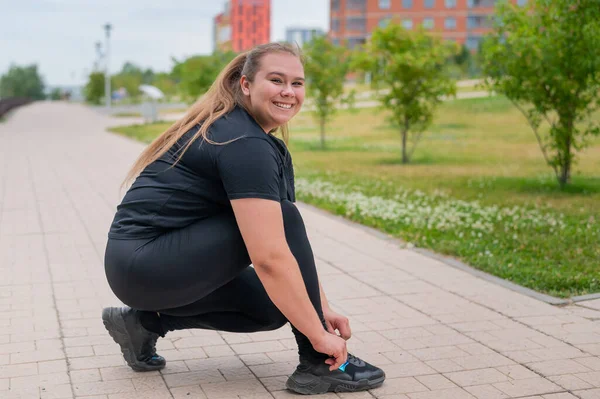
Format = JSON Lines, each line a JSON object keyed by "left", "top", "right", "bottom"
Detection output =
{"left": 104, "top": 200, "right": 326, "bottom": 359}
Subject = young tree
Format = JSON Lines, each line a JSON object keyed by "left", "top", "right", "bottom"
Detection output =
{"left": 481, "top": 0, "right": 600, "bottom": 188}
{"left": 0, "top": 64, "right": 45, "bottom": 100}
{"left": 84, "top": 72, "right": 105, "bottom": 105}
{"left": 355, "top": 24, "right": 458, "bottom": 163}
{"left": 303, "top": 36, "right": 354, "bottom": 149}
{"left": 176, "top": 51, "right": 236, "bottom": 102}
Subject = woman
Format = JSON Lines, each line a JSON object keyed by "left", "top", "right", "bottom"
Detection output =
{"left": 102, "top": 42, "right": 385, "bottom": 395}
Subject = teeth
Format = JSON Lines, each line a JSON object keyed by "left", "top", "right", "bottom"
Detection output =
{"left": 274, "top": 102, "right": 292, "bottom": 109}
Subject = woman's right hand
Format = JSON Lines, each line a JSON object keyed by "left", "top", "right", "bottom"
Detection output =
{"left": 310, "top": 331, "right": 348, "bottom": 371}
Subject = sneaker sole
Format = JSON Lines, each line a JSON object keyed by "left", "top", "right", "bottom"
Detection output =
{"left": 101, "top": 307, "right": 165, "bottom": 372}
{"left": 285, "top": 371, "right": 385, "bottom": 395}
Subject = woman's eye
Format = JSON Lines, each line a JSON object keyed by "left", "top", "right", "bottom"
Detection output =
{"left": 271, "top": 79, "right": 282, "bottom": 83}
{"left": 293, "top": 82, "right": 304, "bottom": 86}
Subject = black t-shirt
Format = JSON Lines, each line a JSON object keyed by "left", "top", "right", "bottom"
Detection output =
{"left": 108, "top": 106, "right": 295, "bottom": 240}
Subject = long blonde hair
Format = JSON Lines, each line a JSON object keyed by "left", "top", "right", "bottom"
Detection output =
{"left": 123, "top": 42, "right": 302, "bottom": 187}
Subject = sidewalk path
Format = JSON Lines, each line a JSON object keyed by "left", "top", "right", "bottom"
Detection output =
{"left": 2, "top": 102, "right": 600, "bottom": 399}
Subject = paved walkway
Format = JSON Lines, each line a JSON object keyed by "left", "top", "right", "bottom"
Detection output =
{"left": 2, "top": 102, "right": 600, "bottom": 399}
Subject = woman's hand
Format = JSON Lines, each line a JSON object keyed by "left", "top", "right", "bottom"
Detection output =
{"left": 323, "top": 308, "right": 352, "bottom": 340}
{"left": 310, "top": 330, "right": 348, "bottom": 371}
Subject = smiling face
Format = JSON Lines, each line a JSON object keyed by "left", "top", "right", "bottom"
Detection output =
{"left": 240, "top": 52, "right": 305, "bottom": 133}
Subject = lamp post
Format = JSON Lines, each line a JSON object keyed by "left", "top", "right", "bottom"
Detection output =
{"left": 104, "top": 23, "right": 112, "bottom": 109}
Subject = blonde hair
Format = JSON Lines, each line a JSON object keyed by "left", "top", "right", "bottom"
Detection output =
{"left": 123, "top": 42, "right": 302, "bottom": 187}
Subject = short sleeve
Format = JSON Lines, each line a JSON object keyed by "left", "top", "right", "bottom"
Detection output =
{"left": 216, "top": 137, "right": 282, "bottom": 202}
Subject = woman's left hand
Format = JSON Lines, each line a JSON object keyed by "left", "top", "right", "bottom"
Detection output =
{"left": 323, "top": 308, "right": 352, "bottom": 340}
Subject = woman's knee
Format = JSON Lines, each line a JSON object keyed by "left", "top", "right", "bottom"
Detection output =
{"left": 260, "top": 309, "right": 288, "bottom": 331}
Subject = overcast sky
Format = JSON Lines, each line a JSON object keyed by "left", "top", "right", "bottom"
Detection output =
{"left": 0, "top": 0, "right": 329, "bottom": 87}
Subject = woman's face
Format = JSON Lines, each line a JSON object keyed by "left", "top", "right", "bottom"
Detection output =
{"left": 241, "top": 52, "right": 305, "bottom": 133}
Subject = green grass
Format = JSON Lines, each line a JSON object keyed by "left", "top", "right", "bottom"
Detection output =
{"left": 108, "top": 96, "right": 600, "bottom": 298}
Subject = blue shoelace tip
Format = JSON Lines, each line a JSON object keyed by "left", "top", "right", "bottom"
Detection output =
{"left": 338, "top": 361, "right": 349, "bottom": 372}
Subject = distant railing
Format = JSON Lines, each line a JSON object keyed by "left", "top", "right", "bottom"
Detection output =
{"left": 0, "top": 98, "right": 31, "bottom": 119}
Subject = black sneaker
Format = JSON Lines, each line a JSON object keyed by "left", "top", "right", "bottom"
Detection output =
{"left": 101, "top": 307, "right": 166, "bottom": 371}
{"left": 286, "top": 354, "right": 385, "bottom": 395}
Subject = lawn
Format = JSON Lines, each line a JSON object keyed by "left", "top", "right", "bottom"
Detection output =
{"left": 108, "top": 96, "right": 600, "bottom": 298}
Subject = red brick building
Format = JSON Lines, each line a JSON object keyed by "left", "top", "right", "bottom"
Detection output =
{"left": 330, "top": 0, "right": 528, "bottom": 50}
{"left": 214, "top": 0, "right": 271, "bottom": 53}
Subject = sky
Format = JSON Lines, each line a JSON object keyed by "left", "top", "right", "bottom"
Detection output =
{"left": 0, "top": 0, "right": 329, "bottom": 87}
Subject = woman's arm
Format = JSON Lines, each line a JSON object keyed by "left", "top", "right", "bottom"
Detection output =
{"left": 230, "top": 198, "right": 347, "bottom": 369}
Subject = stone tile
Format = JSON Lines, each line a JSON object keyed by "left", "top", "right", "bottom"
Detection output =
{"left": 548, "top": 374, "right": 594, "bottom": 390}
{"left": 407, "top": 387, "right": 476, "bottom": 399}
{"left": 410, "top": 346, "right": 470, "bottom": 361}
{"left": 231, "top": 341, "right": 286, "bottom": 355}
{"left": 72, "top": 380, "right": 135, "bottom": 396}
{"left": 369, "top": 377, "right": 428, "bottom": 396}
{"left": 170, "top": 385, "right": 208, "bottom": 399}
{"left": 452, "top": 354, "right": 515, "bottom": 370}
{"left": 495, "top": 364, "right": 538, "bottom": 380}
{"left": 249, "top": 361, "right": 296, "bottom": 378}
{"left": 542, "top": 393, "right": 580, "bottom": 399}
{"left": 492, "top": 377, "right": 563, "bottom": 397}
{"left": 426, "top": 359, "right": 465, "bottom": 373}
{"left": 574, "top": 371, "right": 600, "bottom": 387}
{"left": 163, "top": 370, "right": 225, "bottom": 388}
{"left": 107, "top": 389, "right": 172, "bottom": 399}
{"left": 464, "top": 384, "right": 510, "bottom": 399}
{"left": 260, "top": 375, "right": 288, "bottom": 392}
{"left": 70, "top": 369, "right": 102, "bottom": 383}
{"left": 528, "top": 359, "right": 593, "bottom": 376}
{"left": 383, "top": 361, "right": 437, "bottom": 378}
{"left": 576, "top": 388, "right": 600, "bottom": 399}
{"left": 200, "top": 379, "right": 269, "bottom": 398}
{"left": 415, "top": 374, "right": 457, "bottom": 390}
{"left": 576, "top": 357, "right": 600, "bottom": 371}
{"left": 445, "top": 368, "right": 510, "bottom": 387}
{"left": 203, "top": 344, "right": 235, "bottom": 358}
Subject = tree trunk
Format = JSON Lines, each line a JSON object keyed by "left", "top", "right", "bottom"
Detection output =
{"left": 401, "top": 118, "right": 410, "bottom": 164}
{"left": 557, "top": 117, "right": 573, "bottom": 188}
{"left": 320, "top": 118, "right": 326, "bottom": 150}
{"left": 401, "top": 128, "right": 408, "bottom": 164}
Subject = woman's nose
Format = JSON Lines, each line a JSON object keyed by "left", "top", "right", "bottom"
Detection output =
{"left": 281, "top": 85, "right": 295, "bottom": 97}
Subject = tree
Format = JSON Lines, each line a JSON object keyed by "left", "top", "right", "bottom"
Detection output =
{"left": 354, "top": 24, "right": 458, "bottom": 164}
{"left": 481, "top": 0, "right": 600, "bottom": 188}
{"left": 0, "top": 64, "right": 45, "bottom": 100}
{"left": 49, "top": 88, "right": 63, "bottom": 100}
{"left": 176, "top": 51, "right": 236, "bottom": 101}
{"left": 303, "top": 36, "right": 354, "bottom": 149}
{"left": 84, "top": 72, "right": 105, "bottom": 105}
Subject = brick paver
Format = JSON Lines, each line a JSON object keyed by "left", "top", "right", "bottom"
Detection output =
{"left": 1, "top": 102, "right": 600, "bottom": 398}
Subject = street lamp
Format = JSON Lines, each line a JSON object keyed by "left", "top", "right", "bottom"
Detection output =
{"left": 104, "top": 23, "right": 112, "bottom": 109}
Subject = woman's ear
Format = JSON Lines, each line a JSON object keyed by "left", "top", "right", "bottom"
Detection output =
{"left": 240, "top": 75, "right": 251, "bottom": 96}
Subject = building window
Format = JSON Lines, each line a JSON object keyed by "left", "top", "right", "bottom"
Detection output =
{"left": 445, "top": 0, "right": 457, "bottom": 8}
{"left": 402, "top": 19, "right": 413, "bottom": 30}
{"left": 466, "top": 36, "right": 482, "bottom": 50}
{"left": 424, "top": 0, "right": 435, "bottom": 8}
{"left": 238, "top": 21, "right": 242, "bottom": 32}
{"left": 423, "top": 18, "right": 434, "bottom": 30}
{"left": 402, "top": 0, "right": 413, "bottom": 9}
{"left": 348, "top": 0, "right": 366, "bottom": 10}
{"left": 467, "top": 15, "right": 492, "bottom": 29}
{"left": 379, "top": 17, "right": 391, "bottom": 28}
{"left": 332, "top": 0, "right": 340, "bottom": 10}
{"left": 468, "top": 0, "right": 497, "bottom": 7}
{"left": 445, "top": 17, "right": 456, "bottom": 29}
{"left": 517, "top": 0, "right": 527, "bottom": 5}
{"left": 332, "top": 18, "right": 340, "bottom": 32}
{"left": 379, "top": 0, "right": 391, "bottom": 9}
{"left": 347, "top": 37, "right": 366, "bottom": 49}
{"left": 347, "top": 16, "right": 366, "bottom": 32}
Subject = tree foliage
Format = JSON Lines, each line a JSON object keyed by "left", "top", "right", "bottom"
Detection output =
{"left": 354, "top": 24, "right": 458, "bottom": 163}
{"left": 0, "top": 64, "right": 45, "bottom": 100}
{"left": 481, "top": 0, "right": 600, "bottom": 188}
{"left": 84, "top": 72, "right": 105, "bottom": 105}
{"left": 176, "top": 51, "right": 237, "bottom": 102}
{"left": 303, "top": 36, "right": 354, "bottom": 149}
